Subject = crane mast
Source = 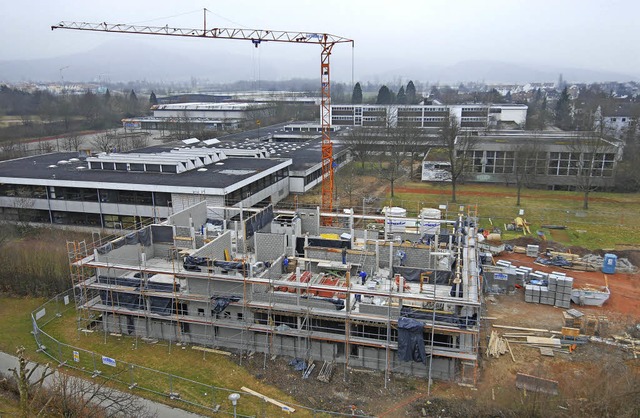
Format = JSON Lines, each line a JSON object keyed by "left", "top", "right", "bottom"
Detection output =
{"left": 51, "top": 19, "right": 353, "bottom": 223}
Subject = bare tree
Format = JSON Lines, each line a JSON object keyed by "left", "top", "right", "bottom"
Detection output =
{"left": 377, "top": 127, "right": 410, "bottom": 198}
{"left": 92, "top": 131, "right": 114, "bottom": 153}
{"left": 130, "top": 133, "right": 151, "bottom": 150}
{"left": 396, "top": 124, "right": 427, "bottom": 180}
{"left": 45, "top": 372, "right": 154, "bottom": 418}
{"left": 440, "top": 116, "right": 476, "bottom": 202}
{"left": 569, "top": 132, "right": 618, "bottom": 210}
{"left": 63, "top": 134, "right": 84, "bottom": 152}
{"left": 342, "top": 127, "right": 377, "bottom": 170}
{"left": 9, "top": 346, "right": 54, "bottom": 418}
{"left": 335, "top": 162, "right": 359, "bottom": 208}
{"left": 6, "top": 347, "right": 154, "bottom": 418}
{"left": 512, "top": 140, "right": 541, "bottom": 206}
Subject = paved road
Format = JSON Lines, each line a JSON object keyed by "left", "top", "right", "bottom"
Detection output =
{"left": 0, "top": 351, "right": 205, "bottom": 418}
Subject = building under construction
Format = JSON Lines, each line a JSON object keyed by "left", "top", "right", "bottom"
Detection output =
{"left": 68, "top": 202, "right": 482, "bottom": 384}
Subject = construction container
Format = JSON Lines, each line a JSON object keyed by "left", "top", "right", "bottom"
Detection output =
{"left": 602, "top": 253, "right": 617, "bottom": 274}
{"left": 419, "top": 208, "right": 441, "bottom": 235}
{"left": 385, "top": 207, "right": 407, "bottom": 232}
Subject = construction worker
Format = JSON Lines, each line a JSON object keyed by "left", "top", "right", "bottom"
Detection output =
{"left": 359, "top": 270, "right": 367, "bottom": 285}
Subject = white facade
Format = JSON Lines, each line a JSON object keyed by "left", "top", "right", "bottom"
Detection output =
{"left": 331, "top": 104, "right": 527, "bottom": 129}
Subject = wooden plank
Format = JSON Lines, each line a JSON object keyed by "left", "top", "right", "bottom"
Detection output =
{"left": 493, "top": 324, "right": 551, "bottom": 333}
{"left": 241, "top": 386, "right": 296, "bottom": 413}
{"left": 526, "top": 337, "right": 561, "bottom": 347}
{"left": 191, "top": 346, "right": 232, "bottom": 356}
{"left": 561, "top": 327, "right": 580, "bottom": 337}
{"left": 506, "top": 339, "right": 516, "bottom": 362}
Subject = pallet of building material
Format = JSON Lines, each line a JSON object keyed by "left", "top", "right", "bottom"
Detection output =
{"left": 584, "top": 315, "right": 598, "bottom": 336}
{"left": 317, "top": 361, "right": 334, "bottom": 383}
{"left": 513, "top": 246, "right": 527, "bottom": 254}
{"left": 562, "top": 262, "right": 597, "bottom": 272}
{"left": 597, "top": 316, "right": 609, "bottom": 337}
{"left": 548, "top": 251, "right": 580, "bottom": 262}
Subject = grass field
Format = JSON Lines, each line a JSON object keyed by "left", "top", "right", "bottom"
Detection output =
{"left": 320, "top": 164, "right": 640, "bottom": 250}
{"left": 0, "top": 296, "right": 316, "bottom": 417}
{"left": 383, "top": 181, "right": 640, "bottom": 250}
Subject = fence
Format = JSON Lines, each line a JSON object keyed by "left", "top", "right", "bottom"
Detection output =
{"left": 30, "top": 289, "right": 375, "bottom": 418}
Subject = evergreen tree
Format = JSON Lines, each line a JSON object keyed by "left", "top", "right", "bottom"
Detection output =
{"left": 129, "top": 89, "right": 137, "bottom": 101}
{"left": 351, "top": 82, "right": 363, "bottom": 104}
{"left": 376, "top": 85, "right": 392, "bottom": 104}
{"left": 396, "top": 86, "right": 406, "bottom": 104}
{"left": 104, "top": 89, "right": 111, "bottom": 101}
{"left": 149, "top": 91, "right": 158, "bottom": 105}
{"left": 555, "top": 87, "right": 573, "bottom": 130}
{"left": 406, "top": 80, "right": 417, "bottom": 104}
{"left": 505, "top": 90, "right": 512, "bottom": 103}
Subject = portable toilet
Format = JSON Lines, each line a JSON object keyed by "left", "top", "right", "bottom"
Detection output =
{"left": 602, "top": 253, "right": 617, "bottom": 274}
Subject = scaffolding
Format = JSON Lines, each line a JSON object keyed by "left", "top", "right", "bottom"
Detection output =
{"left": 66, "top": 203, "right": 482, "bottom": 386}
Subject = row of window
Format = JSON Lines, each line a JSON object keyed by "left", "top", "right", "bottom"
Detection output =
{"left": 460, "top": 151, "right": 616, "bottom": 177}
{"left": 302, "top": 153, "right": 348, "bottom": 186}
{"left": 0, "top": 184, "right": 172, "bottom": 206}
{"left": 0, "top": 207, "right": 151, "bottom": 227}
{"left": 89, "top": 161, "right": 180, "bottom": 173}
{"left": 224, "top": 168, "right": 289, "bottom": 206}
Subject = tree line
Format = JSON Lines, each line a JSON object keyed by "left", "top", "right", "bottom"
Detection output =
{"left": 0, "top": 85, "right": 151, "bottom": 142}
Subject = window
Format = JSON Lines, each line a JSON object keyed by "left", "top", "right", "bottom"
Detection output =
{"left": 224, "top": 311, "right": 231, "bottom": 319}
{"left": 237, "top": 312, "right": 244, "bottom": 321}
{"left": 197, "top": 308, "right": 205, "bottom": 316}
{"left": 350, "top": 344, "right": 360, "bottom": 358}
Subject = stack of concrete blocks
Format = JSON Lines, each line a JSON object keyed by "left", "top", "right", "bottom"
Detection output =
{"left": 526, "top": 245, "right": 539, "bottom": 257}
{"left": 524, "top": 284, "right": 541, "bottom": 303}
{"left": 495, "top": 260, "right": 512, "bottom": 268}
{"left": 551, "top": 273, "right": 573, "bottom": 309}
{"left": 514, "top": 266, "right": 532, "bottom": 287}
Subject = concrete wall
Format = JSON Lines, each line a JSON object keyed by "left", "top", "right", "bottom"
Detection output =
{"left": 168, "top": 201, "right": 208, "bottom": 228}
{"left": 190, "top": 230, "right": 232, "bottom": 260}
{"left": 298, "top": 209, "right": 319, "bottom": 236}
{"left": 95, "top": 242, "right": 144, "bottom": 277}
{"left": 255, "top": 233, "right": 286, "bottom": 263}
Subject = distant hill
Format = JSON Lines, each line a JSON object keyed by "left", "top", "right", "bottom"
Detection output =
{"left": 0, "top": 39, "right": 636, "bottom": 84}
{"left": 360, "top": 59, "right": 638, "bottom": 84}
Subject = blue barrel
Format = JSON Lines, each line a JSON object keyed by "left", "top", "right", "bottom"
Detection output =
{"left": 602, "top": 253, "right": 617, "bottom": 274}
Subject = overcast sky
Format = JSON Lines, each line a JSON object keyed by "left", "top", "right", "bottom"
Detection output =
{"left": 1, "top": 0, "right": 639, "bottom": 83}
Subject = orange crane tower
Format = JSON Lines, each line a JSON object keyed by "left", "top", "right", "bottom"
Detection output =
{"left": 52, "top": 16, "right": 353, "bottom": 223}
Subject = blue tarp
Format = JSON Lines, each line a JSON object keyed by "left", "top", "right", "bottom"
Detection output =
{"left": 397, "top": 317, "right": 427, "bottom": 363}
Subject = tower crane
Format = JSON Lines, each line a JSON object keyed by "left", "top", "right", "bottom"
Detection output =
{"left": 51, "top": 14, "right": 353, "bottom": 224}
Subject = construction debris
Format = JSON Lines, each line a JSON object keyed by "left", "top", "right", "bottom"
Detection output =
{"left": 582, "top": 254, "right": 637, "bottom": 273}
